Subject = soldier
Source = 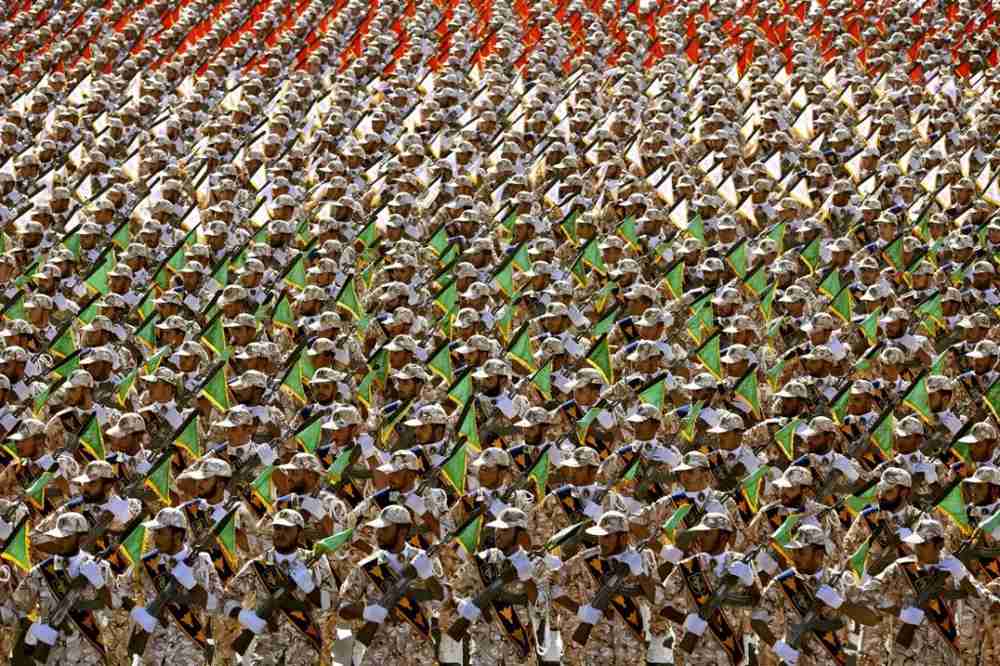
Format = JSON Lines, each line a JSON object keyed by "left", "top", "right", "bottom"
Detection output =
{"left": 660, "top": 513, "right": 759, "bottom": 666}
{"left": 752, "top": 524, "right": 881, "bottom": 666}
{"left": 553, "top": 510, "right": 661, "bottom": 665}
{"left": 12, "top": 512, "right": 114, "bottom": 665}
{"left": 452, "top": 507, "right": 562, "bottom": 665}
{"left": 117, "top": 507, "right": 225, "bottom": 664}
{"left": 451, "top": 447, "right": 536, "bottom": 542}
{"left": 224, "top": 509, "right": 338, "bottom": 665}
{"left": 269, "top": 452, "right": 349, "bottom": 545}
{"left": 865, "top": 518, "right": 995, "bottom": 665}
{"left": 338, "top": 505, "right": 445, "bottom": 664}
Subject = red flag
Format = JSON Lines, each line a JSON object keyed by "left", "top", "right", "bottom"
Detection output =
{"left": 738, "top": 38, "right": 754, "bottom": 76}
{"left": 946, "top": 2, "right": 958, "bottom": 20}
{"left": 956, "top": 60, "right": 971, "bottom": 77}
{"left": 794, "top": 2, "right": 807, "bottom": 21}
{"left": 990, "top": 47, "right": 999, "bottom": 67}
{"left": 685, "top": 36, "right": 700, "bottom": 63}
{"left": 908, "top": 33, "right": 924, "bottom": 61}
{"left": 909, "top": 63, "right": 924, "bottom": 82}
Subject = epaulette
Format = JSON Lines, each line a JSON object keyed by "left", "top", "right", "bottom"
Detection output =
{"left": 669, "top": 490, "right": 688, "bottom": 502}
{"left": 859, "top": 505, "right": 879, "bottom": 518}
{"left": 142, "top": 549, "right": 161, "bottom": 562}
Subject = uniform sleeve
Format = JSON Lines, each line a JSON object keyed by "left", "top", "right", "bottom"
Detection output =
{"left": 311, "top": 555, "right": 339, "bottom": 615}
{"left": 337, "top": 561, "right": 370, "bottom": 610}
{"left": 223, "top": 560, "right": 258, "bottom": 617}
{"left": 13, "top": 567, "right": 41, "bottom": 617}
{"left": 197, "top": 552, "right": 225, "bottom": 614}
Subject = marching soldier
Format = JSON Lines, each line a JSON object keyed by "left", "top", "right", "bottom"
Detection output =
{"left": 452, "top": 507, "right": 563, "bottom": 665}
{"left": 224, "top": 509, "right": 339, "bottom": 665}
{"left": 660, "top": 513, "right": 759, "bottom": 666}
{"left": 752, "top": 524, "right": 881, "bottom": 666}
{"left": 12, "top": 512, "right": 114, "bottom": 665}
{"left": 865, "top": 518, "right": 995, "bottom": 665}
{"left": 338, "top": 505, "right": 445, "bottom": 665}
{"left": 117, "top": 507, "right": 224, "bottom": 664}
{"left": 553, "top": 511, "right": 661, "bottom": 665}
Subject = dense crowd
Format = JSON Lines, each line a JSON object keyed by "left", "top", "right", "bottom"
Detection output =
{"left": 2, "top": 0, "right": 1000, "bottom": 663}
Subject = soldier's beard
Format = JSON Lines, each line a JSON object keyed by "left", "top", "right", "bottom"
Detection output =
{"left": 878, "top": 496, "right": 904, "bottom": 512}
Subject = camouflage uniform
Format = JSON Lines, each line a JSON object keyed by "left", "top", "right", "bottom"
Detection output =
{"left": 12, "top": 513, "right": 115, "bottom": 666}
{"left": 865, "top": 519, "right": 994, "bottom": 666}
{"left": 223, "top": 511, "right": 338, "bottom": 666}
{"left": 555, "top": 512, "right": 661, "bottom": 665}
{"left": 116, "top": 508, "right": 226, "bottom": 665}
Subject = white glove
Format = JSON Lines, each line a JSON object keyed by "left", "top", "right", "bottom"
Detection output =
{"left": 363, "top": 604, "right": 389, "bottom": 624}
{"left": 35, "top": 453, "right": 55, "bottom": 470}
{"left": 728, "top": 561, "right": 754, "bottom": 586}
{"left": 291, "top": 566, "right": 316, "bottom": 594}
{"left": 130, "top": 606, "right": 159, "bottom": 633}
{"left": 405, "top": 493, "right": 426, "bottom": 515}
{"left": 28, "top": 622, "right": 59, "bottom": 646}
{"left": 457, "top": 599, "right": 482, "bottom": 622}
{"left": 816, "top": 584, "right": 844, "bottom": 609}
{"left": 80, "top": 560, "right": 105, "bottom": 588}
{"left": 103, "top": 496, "right": 130, "bottom": 523}
{"left": 900, "top": 607, "right": 925, "bottom": 625}
{"left": 683, "top": 613, "right": 708, "bottom": 636}
{"left": 577, "top": 604, "right": 603, "bottom": 625}
{"left": 412, "top": 552, "right": 433, "bottom": 580}
{"left": 510, "top": 551, "right": 533, "bottom": 581}
{"left": 238, "top": 609, "right": 267, "bottom": 634}
{"left": 299, "top": 495, "right": 325, "bottom": 518}
{"left": 774, "top": 640, "right": 800, "bottom": 665}
{"left": 255, "top": 444, "right": 276, "bottom": 466}
{"left": 171, "top": 562, "right": 196, "bottom": 590}
{"left": 659, "top": 545, "right": 683, "bottom": 564}
{"left": 582, "top": 501, "right": 602, "bottom": 520}
{"left": 756, "top": 549, "right": 779, "bottom": 575}
{"left": 543, "top": 554, "right": 563, "bottom": 572}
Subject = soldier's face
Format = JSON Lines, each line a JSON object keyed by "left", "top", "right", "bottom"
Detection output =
{"left": 376, "top": 524, "right": 402, "bottom": 549}
{"left": 914, "top": 539, "right": 943, "bottom": 565}
{"left": 964, "top": 482, "right": 990, "bottom": 506}
{"left": 599, "top": 532, "right": 623, "bottom": 557}
{"left": 152, "top": 526, "right": 180, "bottom": 552}
{"left": 273, "top": 524, "right": 300, "bottom": 552}
{"left": 791, "top": 545, "right": 825, "bottom": 574}
{"left": 495, "top": 527, "right": 517, "bottom": 551}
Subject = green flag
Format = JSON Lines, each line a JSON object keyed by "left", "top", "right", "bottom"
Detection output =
{"left": 902, "top": 372, "right": 932, "bottom": 423}
{"left": 144, "top": 452, "right": 173, "bottom": 504}
{"left": 426, "top": 340, "right": 454, "bottom": 383}
{"left": 326, "top": 447, "right": 355, "bottom": 484}
{"left": 882, "top": 234, "right": 905, "bottom": 271}
{"left": 829, "top": 287, "right": 853, "bottom": 323}
{"left": 859, "top": 307, "right": 880, "bottom": 346}
{"left": 440, "top": 443, "right": 468, "bottom": 494}
{"left": 767, "top": 221, "right": 786, "bottom": 253}
{"left": 280, "top": 353, "right": 309, "bottom": 405}
{"left": 585, "top": 333, "right": 613, "bottom": 385}
{"left": 740, "top": 465, "right": 770, "bottom": 514}
{"left": 427, "top": 224, "right": 450, "bottom": 257}
{"left": 830, "top": 384, "right": 851, "bottom": 425}
{"left": 201, "top": 314, "right": 229, "bottom": 359}
{"left": 434, "top": 280, "right": 458, "bottom": 315}
{"left": 1, "top": 292, "right": 24, "bottom": 321}
{"left": 799, "top": 236, "right": 821, "bottom": 273}
{"left": 725, "top": 239, "right": 748, "bottom": 278}
{"left": 664, "top": 260, "right": 684, "bottom": 300}
{"left": 742, "top": 264, "right": 766, "bottom": 298}
{"left": 916, "top": 292, "right": 944, "bottom": 328}
{"left": 506, "top": 323, "right": 536, "bottom": 373}
{"left": 79, "top": 416, "right": 105, "bottom": 461}
{"left": 759, "top": 283, "right": 776, "bottom": 322}
{"left": 771, "top": 513, "right": 801, "bottom": 552}
{"left": 294, "top": 416, "right": 323, "bottom": 454}
{"left": 617, "top": 216, "right": 640, "bottom": 250}
{"left": 559, "top": 210, "right": 579, "bottom": 243}
{"left": 686, "top": 214, "right": 705, "bottom": 243}
{"left": 694, "top": 332, "right": 722, "bottom": 379}
{"left": 84, "top": 249, "right": 115, "bottom": 294}
{"left": 774, "top": 418, "right": 799, "bottom": 460}
{"left": 200, "top": 364, "right": 231, "bottom": 412}
{"left": 638, "top": 374, "right": 667, "bottom": 412}
{"left": 847, "top": 538, "right": 870, "bottom": 580}
{"left": 870, "top": 412, "right": 894, "bottom": 455}
{"left": 175, "top": 415, "right": 201, "bottom": 458}
{"left": 679, "top": 401, "right": 703, "bottom": 443}
{"left": 49, "top": 326, "right": 76, "bottom": 359}
{"left": 272, "top": 293, "right": 295, "bottom": 330}
{"left": 663, "top": 504, "right": 693, "bottom": 543}
{"left": 50, "top": 350, "right": 81, "bottom": 379}
{"left": 284, "top": 253, "right": 307, "bottom": 290}
{"left": 250, "top": 465, "right": 274, "bottom": 514}
{"left": 818, "top": 268, "right": 842, "bottom": 299}
{"left": 527, "top": 447, "right": 550, "bottom": 500}
{"left": 581, "top": 237, "right": 606, "bottom": 275}
{"left": 456, "top": 513, "right": 483, "bottom": 555}
{"left": 24, "top": 472, "right": 54, "bottom": 512}
{"left": 529, "top": 360, "right": 552, "bottom": 400}
{"left": 119, "top": 521, "right": 147, "bottom": 567}
{"left": 0, "top": 517, "right": 30, "bottom": 573}
{"left": 986, "top": 376, "right": 1000, "bottom": 423}
{"left": 457, "top": 399, "right": 481, "bottom": 450}
{"left": 357, "top": 219, "right": 379, "bottom": 249}
{"left": 447, "top": 370, "right": 473, "bottom": 407}
{"left": 733, "top": 366, "right": 761, "bottom": 418}
{"left": 511, "top": 242, "right": 531, "bottom": 273}
{"left": 313, "top": 528, "right": 355, "bottom": 557}
{"left": 335, "top": 276, "right": 366, "bottom": 322}
{"left": 593, "top": 306, "right": 618, "bottom": 338}
{"left": 935, "top": 483, "right": 971, "bottom": 535}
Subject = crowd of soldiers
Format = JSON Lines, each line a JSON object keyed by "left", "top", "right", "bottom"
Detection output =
{"left": 3, "top": 0, "right": 1000, "bottom": 662}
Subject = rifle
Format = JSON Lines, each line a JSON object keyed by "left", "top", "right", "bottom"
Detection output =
{"left": 675, "top": 546, "right": 761, "bottom": 654}
{"left": 125, "top": 503, "right": 241, "bottom": 660}
{"left": 894, "top": 569, "right": 958, "bottom": 649}
{"left": 571, "top": 527, "right": 663, "bottom": 647}
{"left": 786, "top": 608, "right": 845, "bottom": 652}
{"left": 14, "top": 505, "right": 150, "bottom": 665}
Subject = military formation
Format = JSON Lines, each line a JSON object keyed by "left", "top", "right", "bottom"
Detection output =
{"left": 2, "top": 0, "right": 1000, "bottom": 663}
